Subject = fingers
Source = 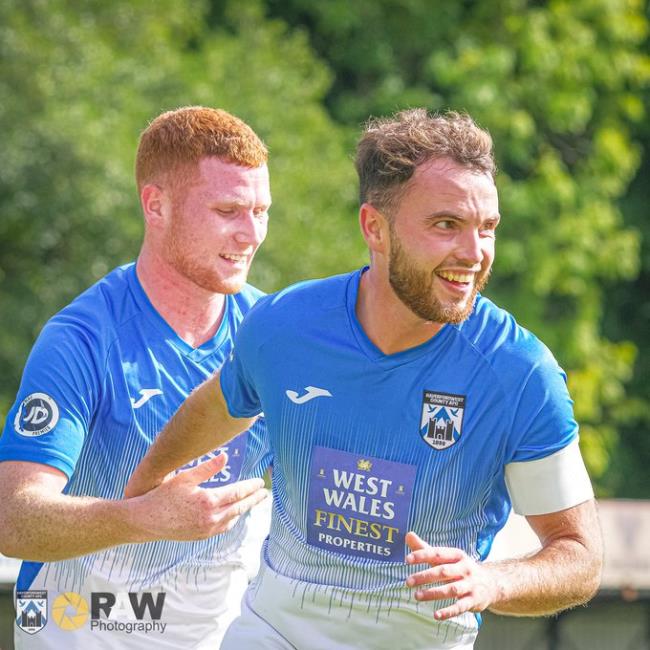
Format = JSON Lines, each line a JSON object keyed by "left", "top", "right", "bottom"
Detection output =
{"left": 210, "top": 484, "right": 269, "bottom": 534}
{"left": 406, "top": 561, "right": 467, "bottom": 588}
{"left": 432, "top": 595, "right": 475, "bottom": 621}
{"left": 405, "top": 530, "right": 428, "bottom": 552}
{"left": 412, "top": 578, "right": 471, "bottom": 603}
{"left": 214, "top": 477, "right": 266, "bottom": 506}
{"left": 406, "top": 544, "right": 466, "bottom": 566}
{"left": 177, "top": 453, "right": 228, "bottom": 485}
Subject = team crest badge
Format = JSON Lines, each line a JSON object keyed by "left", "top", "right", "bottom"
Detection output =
{"left": 16, "top": 590, "right": 47, "bottom": 635}
{"left": 420, "top": 391, "right": 466, "bottom": 450}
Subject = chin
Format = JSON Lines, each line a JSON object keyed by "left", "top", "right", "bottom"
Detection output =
{"left": 190, "top": 271, "right": 248, "bottom": 295}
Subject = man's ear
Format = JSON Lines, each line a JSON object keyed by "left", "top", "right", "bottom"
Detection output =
{"left": 359, "top": 203, "right": 390, "bottom": 256}
{"left": 140, "top": 183, "right": 168, "bottom": 229}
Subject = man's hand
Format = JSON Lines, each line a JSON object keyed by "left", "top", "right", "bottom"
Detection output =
{"left": 405, "top": 531, "right": 495, "bottom": 620}
{"left": 127, "top": 454, "right": 268, "bottom": 542}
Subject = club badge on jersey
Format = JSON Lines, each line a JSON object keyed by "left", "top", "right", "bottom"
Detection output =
{"left": 420, "top": 390, "right": 466, "bottom": 451}
{"left": 15, "top": 590, "right": 48, "bottom": 635}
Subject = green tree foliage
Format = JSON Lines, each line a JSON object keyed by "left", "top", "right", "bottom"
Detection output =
{"left": 1, "top": 0, "right": 648, "bottom": 495}
{"left": 0, "top": 0, "right": 362, "bottom": 416}
{"left": 263, "top": 0, "right": 649, "bottom": 492}
{"left": 602, "top": 113, "right": 650, "bottom": 498}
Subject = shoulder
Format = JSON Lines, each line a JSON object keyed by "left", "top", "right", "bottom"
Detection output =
{"left": 456, "top": 294, "right": 561, "bottom": 379}
{"left": 37, "top": 264, "right": 137, "bottom": 352}
{"left": 233, "top": 272, "right": 353, "bottom": 346}
{"left": 265, "top": 272, "right": 351, "bottom": 315}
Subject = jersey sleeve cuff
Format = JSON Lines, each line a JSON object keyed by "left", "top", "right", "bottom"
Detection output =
{"left": 0, "top": 446, "right": 74, "bottom": 480}
{"left": 504, "top": 438, "right": 594, "bottom": 515}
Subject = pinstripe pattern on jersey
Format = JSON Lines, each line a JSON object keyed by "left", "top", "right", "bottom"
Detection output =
{"left": 4, "top": 264, "right": 271, "bottom": 593}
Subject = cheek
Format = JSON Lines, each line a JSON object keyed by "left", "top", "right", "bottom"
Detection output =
{"left": 481, "top": 239, "right": 495, "bottom": 266}
{"left": 255, "top": 219, "right": 269, "bottom": 244}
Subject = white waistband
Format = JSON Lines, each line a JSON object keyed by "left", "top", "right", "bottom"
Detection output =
{"left": 244, "top": 557, "right": 478, "bottom": 650}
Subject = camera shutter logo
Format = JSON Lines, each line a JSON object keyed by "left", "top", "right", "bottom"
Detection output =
{"left": 14, "top": 392, "right": 60, "bottom": 437}
{"left": 52, "top": 592, "right": 89, "bottom": 631}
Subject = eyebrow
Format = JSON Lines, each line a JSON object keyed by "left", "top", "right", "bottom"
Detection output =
{"left": 425, "top": 211, "right": 501, "bottom": 223}
{"left": 208, "top": 197, "right": 272, "bottom": 209}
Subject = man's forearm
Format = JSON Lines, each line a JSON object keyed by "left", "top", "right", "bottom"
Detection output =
{"left": 127, "top": 372, "right": 255, "bottom": 496}
{"left": 1, "top": 491, "right": 146, "bottom": 561}
{"left": 485, "top": 535, "right": 602, "bottom": 616}
{"left": 405, "top": 500, "right": 602, "bottom": 621}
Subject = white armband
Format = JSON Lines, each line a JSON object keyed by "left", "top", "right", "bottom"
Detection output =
{"left": 505, "top": 438, "right": 594, "bottom": 515}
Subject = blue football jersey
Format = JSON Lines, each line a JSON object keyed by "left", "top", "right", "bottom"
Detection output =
{"left": 0, "top": 263, "right": 271, "bottom": 592}
{"left": 219, "top": 268, "right": 581, "bottom": 640}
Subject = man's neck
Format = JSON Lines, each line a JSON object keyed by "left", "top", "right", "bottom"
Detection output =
{"left": 356, "top": 267, "right": 443, "bottom": 355}
{"left": 136, "top": 246, "right": 226, "bottom": 349}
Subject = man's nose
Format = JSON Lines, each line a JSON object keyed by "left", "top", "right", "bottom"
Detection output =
{"left": 456, "top": 228, "right": 483, "bottom": 265}
{"left": 233, "top": 211, "right": 262, "bottom": 245}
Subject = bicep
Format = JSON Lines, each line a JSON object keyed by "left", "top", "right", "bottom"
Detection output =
{"left": 526, "top": 499, "right": 601, "bottom": 551}
{"left": 0, "top": 460, "right": 68, "bottom": 514}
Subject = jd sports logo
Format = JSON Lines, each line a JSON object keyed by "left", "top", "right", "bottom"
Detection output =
{"left": 131, "top": 388, "right": 163, "bottom": 409}
{"left": 14, "top": 393, "right": 59, "bottom": 437}
{"left": 286, "top": 386, "right": 332, "bottom": 404}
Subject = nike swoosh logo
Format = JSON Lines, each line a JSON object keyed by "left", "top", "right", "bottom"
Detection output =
{"left": 285, "top": 386, "right": 332, "bottom": 404}
{"left": 131, "top": 388, "right": 163, "bottom": 409}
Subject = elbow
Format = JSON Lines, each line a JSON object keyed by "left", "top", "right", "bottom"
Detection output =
{"left": 0, "top": 540, "right": 22, "bottom": 560}
{"left": 582, "top": 550, "right": 604, "bottom": 603}
{"left": 570, "top": 541, "right": 603, "bottom": 608}
{"left": 0, "top": 521, "right": 22, "bottom": 559}
{"left": 0, "top": 508, "right": 31, "bottom": 560}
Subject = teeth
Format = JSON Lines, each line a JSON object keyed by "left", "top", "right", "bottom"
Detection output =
{"left": 437, "top": 271, "right": 474, "bottom": 283}
{"left": 221, "top": 254, "right": 246, "bottom": 262}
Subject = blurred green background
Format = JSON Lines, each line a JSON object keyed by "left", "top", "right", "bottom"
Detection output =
{"left": 1, "top": 0, "right": 648, "bottom": 498}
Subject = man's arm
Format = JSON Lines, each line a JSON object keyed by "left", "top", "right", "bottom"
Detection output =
{"left": 405, "top": 499, "right": 602, "bottom": 620}
{"left": 0, "top": 456, "right": 266, "bottom": 562}
{"left": 125, "top": 370, "right": 254, "bottom": 498}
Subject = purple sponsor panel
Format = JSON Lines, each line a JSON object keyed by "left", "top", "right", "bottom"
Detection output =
{"left": 176, "top": 431, "right": 247, "bottom": 487}
{"left": 306, "top": 446, "right": 416, "bottom": 562}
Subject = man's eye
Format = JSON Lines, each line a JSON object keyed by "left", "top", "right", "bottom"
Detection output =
{"left": 435, "top": 220, "right": 455, "bottom": 230}
{"left": 480, "top": 221, "right": 498, "bottom": 235}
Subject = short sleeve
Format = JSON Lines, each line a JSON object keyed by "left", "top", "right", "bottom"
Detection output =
{"left": 504, "top": 346, "right": 593, "bottom": 515}
{"left": 506, "top": 348, "right": 578, "bottom": 464}
{"left": 219, "top": 309, "right": 264, "bottom": 418}
{"left": 0, "top": 317, "right": 102, "bottom": 478}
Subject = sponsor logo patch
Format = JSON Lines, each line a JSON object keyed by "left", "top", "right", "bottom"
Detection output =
{"left": 307, "top": 446, "right": 416, "bottom": 561}
{"left": 14, "top": 392, "right": 59, "bottom": 437}
{"left": 420, "top": 391, "right": 466, "bottom": 450}
{"left": 16, "top": 590, "right": 47, "bottom": 635}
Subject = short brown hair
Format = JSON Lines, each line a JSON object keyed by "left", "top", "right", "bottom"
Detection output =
{"left": 355, "top": 109, "right": 496, "bottom": 214}
{"left": 135, "top": 106, "right": 268, "bottom": 191}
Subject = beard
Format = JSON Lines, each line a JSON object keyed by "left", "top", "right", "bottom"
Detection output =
{"left": 163, "top": 221, "right": 249, "bottom": 295}
{"left": 387, "top": 226, "right": 490, "bottom": 324}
